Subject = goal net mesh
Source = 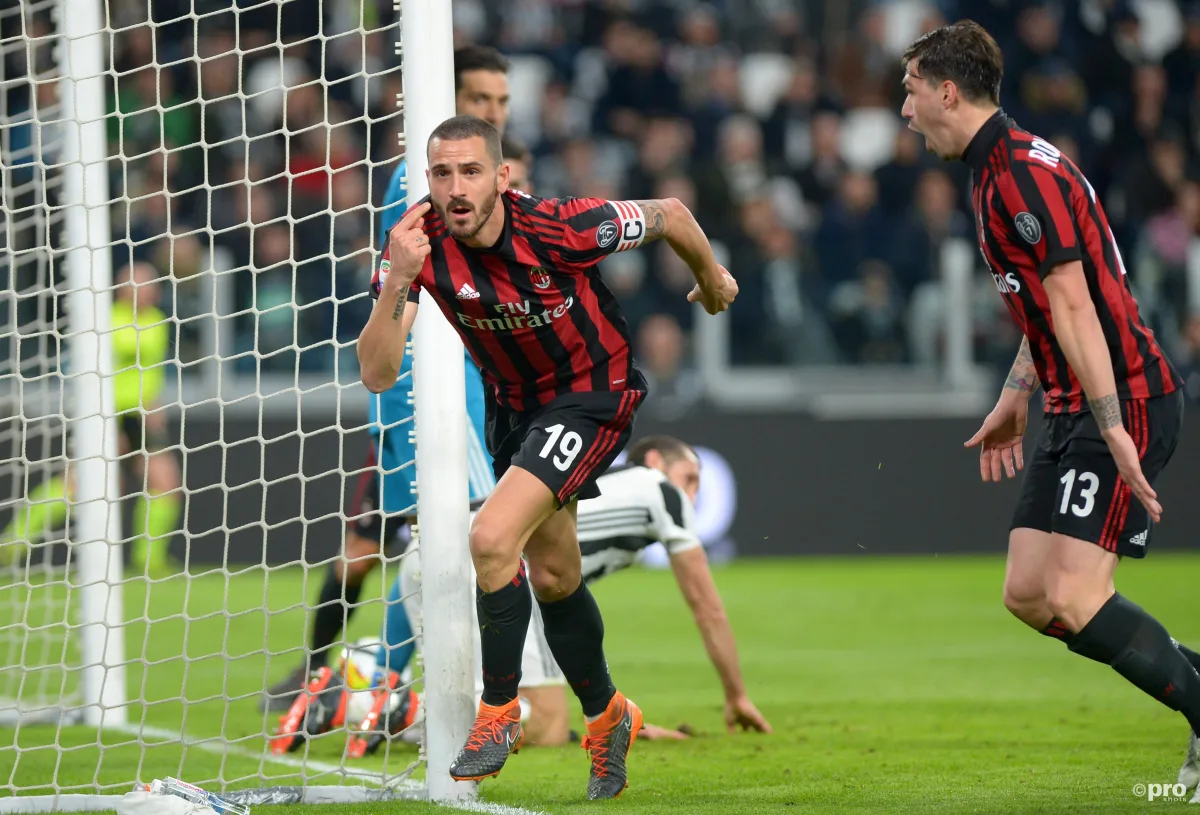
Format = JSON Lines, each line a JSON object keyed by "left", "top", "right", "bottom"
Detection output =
{"left": 0, "top": 0, "right": 427, "bottom": 805}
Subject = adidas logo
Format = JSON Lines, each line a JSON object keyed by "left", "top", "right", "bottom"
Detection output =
{"left": 1129, "top": 529, "right": 1148, "bottom": 547}
{"left": 456, "top": 283, "right": 480, "bottom": 300}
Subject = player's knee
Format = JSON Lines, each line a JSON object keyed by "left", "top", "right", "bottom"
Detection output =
{"left": 342, "top": 554, "right": 377, "bottom": 582}
{"left": 1002, "top": 579, "right": 1047, "bottom": 623}
{"left": 468, "top": 520, "right": 515, "bottom": 572}
{"left": 341, "top": 534, "right": 382, "bottom": 583}
{"left": 1044, "top": 583, "right": 1107, "bottom": 632}
{"left": 526, "top": 558, "right": 579, "bottom": 602}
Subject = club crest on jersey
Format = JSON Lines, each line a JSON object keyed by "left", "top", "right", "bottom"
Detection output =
{"left": 1014, "top": 212, "right": 1042, "bottom": 245}
{"left": 596, "top": 220, "right": 619, "bottom": 248}
{"left": 529, "top": 267, "right": 552, "bottom": 289}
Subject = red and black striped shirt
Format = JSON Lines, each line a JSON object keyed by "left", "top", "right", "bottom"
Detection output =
{"left": 964, "top": 110, "right": 1181, "bottom": 413}
{"left": 371, "top": 190, "right": 649, "bottom": 411}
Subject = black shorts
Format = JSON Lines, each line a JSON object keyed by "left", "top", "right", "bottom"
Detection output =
{"left": 346, "top": 443, "right": 406, "bottom": 547}
{"left": 486, "top": 389, "right": 646, "bottom": 508}
{"left": 120, "top": 412, "right": 169, "bottom": 453}
{"left": 1011, "top": 391, "right": 1184, "bottom": 557}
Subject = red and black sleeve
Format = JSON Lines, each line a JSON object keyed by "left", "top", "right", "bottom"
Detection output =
{"left": 533, "top": 197, "right": 648, "bottom": 269}
{"left": 998, "top": 161, "right": 1084, "bottom": 279}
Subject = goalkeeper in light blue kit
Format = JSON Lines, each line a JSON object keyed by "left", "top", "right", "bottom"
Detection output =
{"left": 270, "top": 47, "right": 564, "bottom": 754}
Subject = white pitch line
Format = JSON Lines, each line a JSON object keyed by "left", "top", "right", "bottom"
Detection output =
{"left": 115, "top": 724, "right": 413, "bottom": 787}
{"left": 112, "top": 729, "right": 544, "bottom": 811}
{"left": 442, "top": 801, "right": 547, "bottom": 815}
{"left": 113, "top": 725, "right": 545, "bottom": 815}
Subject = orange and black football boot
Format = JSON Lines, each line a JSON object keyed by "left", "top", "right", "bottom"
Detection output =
{"left": 447, "top": 697, "right": 523, "bottom": 781}
{"left": 345, "top": 671, "right": 421, "bottom": 758}
{"left": 269, "top": 666, "right": 347, "bottom": 754}
{"left": 581, "top": 691, "right": 643, "bottom": 800}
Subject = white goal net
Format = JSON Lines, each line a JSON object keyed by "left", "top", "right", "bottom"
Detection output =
{"left": 0, "top": 0, "right": 474, "bottom": 809}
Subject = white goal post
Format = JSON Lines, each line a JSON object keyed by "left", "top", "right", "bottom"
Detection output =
{"left": 0, "top": 0, "right": 475, "bottom": 809}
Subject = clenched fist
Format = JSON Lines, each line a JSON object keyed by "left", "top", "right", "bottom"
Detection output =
{"left": 386, "top": 201, "right": 433, "bottom": 289}
{"left": 687, "top": 265, "right": 738, "bottom": 315}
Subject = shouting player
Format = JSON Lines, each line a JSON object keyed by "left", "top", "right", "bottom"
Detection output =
{"left": 262, "top": 46, "right": 513, "bottom": 713}
{"left": 358, "top": 115, "right": 737, "bottom": 799}
{"left": 901, "top": 20, "right": 1200, "bottom": 790}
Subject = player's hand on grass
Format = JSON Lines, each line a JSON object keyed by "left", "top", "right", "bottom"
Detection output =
{"left": 641, "top": 723, "right": 690, "bottom": 741}
{"left": 688, "top": 265, "right": 738, "bottom": 315}
{"left": 387, "top": 201, "right": 432, "bottom": 285}
{"left": 964, "top": 395, "right": 1028, "bottom": 482}
{"left": 725, "top": 695, "right": 773, "bottom": 734}
{"left": 1102, "top": 426, "right": 1162, "bottom": 523}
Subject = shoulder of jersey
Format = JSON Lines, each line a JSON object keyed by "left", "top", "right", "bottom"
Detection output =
{"left": 505, "top": 188, "right": 548, "bottom": 212}
{"left": 1004, "top": 128, "right": 1073, "bottom": 178}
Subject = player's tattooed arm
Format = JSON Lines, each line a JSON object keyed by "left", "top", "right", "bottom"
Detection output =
{"left": 632, "top": 198, "right": 726, "bottom": 289}
{"left": 1090, "top": 394, "right": 1123, "bottom": 431}
{"left": 1003, "top": 337, "right": 1040, "bottom": 395}
{"left": 390, "top": 285, "right": 410, "bottom": 320}
{"left": 633, "top": 200, "right": 670, "bottom": 241}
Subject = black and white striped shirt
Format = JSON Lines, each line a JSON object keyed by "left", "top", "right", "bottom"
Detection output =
{"left": 577, "top": 465, "right": 700, "bottom": 583}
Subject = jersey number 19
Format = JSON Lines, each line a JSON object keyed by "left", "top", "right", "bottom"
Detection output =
{"left": 540, "top": 423, "right": 583, "bottom": 471}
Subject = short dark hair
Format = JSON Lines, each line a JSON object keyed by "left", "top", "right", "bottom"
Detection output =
{"left": 453, "top": 45, "right": 509, "bottom": 91}
{"left": 626, "top": 436, "right": 696, "bottom": 467}
{"left": 901, "top": 20, "right": 1003, "bottom": 106}
{"left": 500, "top": 134, "right": 531, "bottom": 165}
{"left": 427, "top": 114, "right": 503, "bottom": 166}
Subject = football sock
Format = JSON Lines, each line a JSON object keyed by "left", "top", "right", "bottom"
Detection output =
{"left": 1175, "top": 642, "right": 1200, "bottom": 676}
{"left": 375, "top": 574, "right": 415, "bottom": 675}
{"left": 1070, "top": 593, "right": 1200, "bottom": 732}
{"left": 1040, "top": 617, "right": 1076, "bottom": 645}
{"left": 477, "top": 561, "right": 532, "bottom": 706}
{"left": 538, "top": 580, "right": 615, "bottom": 718}
{"left": 310, "top": 563, "right": 365, "bottom": 668}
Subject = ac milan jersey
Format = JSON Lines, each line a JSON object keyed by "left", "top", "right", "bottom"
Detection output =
{"left": 963, "top": 110, "right": 1181, "bottom": 413}
{"left": 371, "top": 190, "right": 649, "bottom": 411}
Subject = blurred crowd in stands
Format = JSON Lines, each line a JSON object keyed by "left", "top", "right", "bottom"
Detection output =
{"left": 5, "top": 0, "right": 1200, "bottom": 408}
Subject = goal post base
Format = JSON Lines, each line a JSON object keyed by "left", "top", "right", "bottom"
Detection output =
{"left": 0, "top": 783, "right": 429, "bottom": 814}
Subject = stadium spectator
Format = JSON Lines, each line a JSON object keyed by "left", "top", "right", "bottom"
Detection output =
{"left": 53, "top": 0, "right": 1197, "bottom": 379}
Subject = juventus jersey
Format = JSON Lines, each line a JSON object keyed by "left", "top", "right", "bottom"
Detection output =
{"left": 577, "top": 465, "right": 701, "bottom": 584}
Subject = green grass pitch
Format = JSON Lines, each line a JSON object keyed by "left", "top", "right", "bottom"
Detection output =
{"left": 2, "top": 552, "right": 1198, "bottom": 814}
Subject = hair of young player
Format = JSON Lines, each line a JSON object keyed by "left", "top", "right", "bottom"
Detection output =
{"left": 500, "top": 134, "right": 532, "bottom": 166}
{"left": 626, "top": 435, "right": 696, "bottom": 467}
{"left": 453, "top": 45, "right": 509, "bottom": 90}
{"left": 901, "top": 20, "right": 1003, "bottom": 106}
{"left": 428, "top": 115, "right": 503, "bottom": 167}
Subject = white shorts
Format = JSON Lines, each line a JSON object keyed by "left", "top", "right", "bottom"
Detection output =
{"left": 399, "top": 535, "right": 564, "bottom": 694}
